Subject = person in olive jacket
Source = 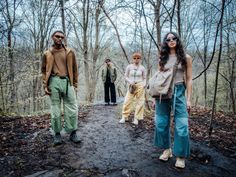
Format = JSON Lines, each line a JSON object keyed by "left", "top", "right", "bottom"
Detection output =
{"left": 41, "top": 30, "right": 81, "bottom": 145}
{"left": 101, "top": 58, "right": 117, "bottom": 105}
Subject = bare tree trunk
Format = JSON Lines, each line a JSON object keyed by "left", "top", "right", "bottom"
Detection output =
{"left": 134, "top": 0, "right": 139, "bottom": 50}
{"left": 203, "top": 1, "right": 208, "bottom": 107}
{"left": 89, "top": 2, "right": 101, "bottom": 102}
{"left": 209, "top": 0, "right": 225, "bottom": 136}
{"left": 154, "top": 0, "right": 162, "bottom": 46}
{"left": 8, "top": 29, "right": 15, "bottom": 111}
{"left": 225, "top": 22, "right": 235, "bottom": 113}
{"left": 193, "top": 2, "right": 226, "bottom": 80}
{"left": 203, "top": 49, "right": 207, "bottom": 107}
{"left": 25, "top": 0, "right": 57, "bottom": 112}
{"left": 59, "top": 0, "right": 67, "bottom": 46}
{"left": 146, "top": 34, "right": 153, "bottom": 79}
{"left": 141, "top": 0, "right": 159, "bottom": 51}
{"left": 229, "top": 55, "right": 236, "bottom": 113}
{"left": 82, "top": 0, "right": 90, "bottom": 101}
{"left": 226, "top": 29, "right": 231, "bottom": 110}
{"left": 0, "top": 73, "right": 5, "bottom": 112}
{"left": 5, "top": 0, "right": 16, "bottom": 110}
{"left": 177, "top": 0, "right": 181, "bottom": 37}
{"left": 3, "top": 0, "right": 23, "bottom": 112}
{"left": 170, "top": 0, "right": 177, "bottom": 32}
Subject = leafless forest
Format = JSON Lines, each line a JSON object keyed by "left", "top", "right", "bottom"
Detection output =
{"left": 0, "top": 0, "right": 235, "bottom": 115}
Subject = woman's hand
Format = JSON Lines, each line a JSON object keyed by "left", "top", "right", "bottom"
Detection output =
{"left": 129, "top": 81, "right": 136, "bottom": 85}
{"left": 187, "top": 100, "right": 191, "bottom": 113}
{"left": 185, "top": 54, "right": 192, "bottom": 114}
{"left": 152, "top": 100, "right": 156, "bottom": 110}
{"left": 44, "top": 87, "right": 51, "bottom": 95}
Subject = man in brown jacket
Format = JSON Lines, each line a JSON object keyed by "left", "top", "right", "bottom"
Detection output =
{"left": 41, "top": 30, "right": 80, "bottom": 145}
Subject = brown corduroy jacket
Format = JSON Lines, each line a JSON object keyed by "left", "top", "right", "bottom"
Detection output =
{"left": 41, "top": 47, "right": 78, "bottom": 91}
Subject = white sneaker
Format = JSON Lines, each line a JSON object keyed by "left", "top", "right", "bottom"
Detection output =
{"left": 175, "top": 157, "right": 185, "bottom": 168}
{"left": 159, "top": 148, "right": 172, "bottom": 161}
{"left": 119, "top": 117, "right": 126, "bottom": 123}
{"left": 132, "top": 118, "right": 138, "bottom": 125}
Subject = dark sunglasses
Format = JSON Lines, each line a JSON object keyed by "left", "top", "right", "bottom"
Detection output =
{"left": 55, "top": 35, "right": 64, "bottom": 39}
{"left": 166, "top": 37, "right": 177, "bottom": 42}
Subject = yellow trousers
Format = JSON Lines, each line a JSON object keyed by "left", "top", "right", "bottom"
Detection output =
{"left": 122, "top": 83, "right": 145, "bottom": 120}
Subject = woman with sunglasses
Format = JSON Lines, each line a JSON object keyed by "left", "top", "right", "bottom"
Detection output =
{"left": 119, "top": 52, "right": 146, "bottom": 125}
{"left": 154, "top": 32, "right": 192, "bottom": 168}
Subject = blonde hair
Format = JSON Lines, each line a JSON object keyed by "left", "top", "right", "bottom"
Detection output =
{"left": 132, "top": 52, "right": 142, "bottom": 59}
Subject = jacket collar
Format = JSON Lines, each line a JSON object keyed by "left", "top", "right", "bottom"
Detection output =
{"left": 48, "top": 46, "right": 71, "bottom": 56}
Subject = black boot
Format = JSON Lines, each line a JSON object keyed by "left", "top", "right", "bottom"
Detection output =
{"left": 54, "top": 133, "right": 62, "bottom": 146}
{"left": 70, "top": 130, "right": 81, "bottom": 143}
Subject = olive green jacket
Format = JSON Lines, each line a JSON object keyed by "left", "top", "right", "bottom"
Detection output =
{"left": 102, "top": 64, "right": 117, "bottom": 83}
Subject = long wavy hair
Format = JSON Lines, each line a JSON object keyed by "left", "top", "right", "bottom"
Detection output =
{"left": 159, "top": 32, "right": 187, "bottom": 70}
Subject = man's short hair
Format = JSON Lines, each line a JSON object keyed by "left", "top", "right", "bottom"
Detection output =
{"left": 51, "top": 30, "right": 64, "bottom": 37}
{"left": 105, "top": 58, "right": 111, "bottom": 63}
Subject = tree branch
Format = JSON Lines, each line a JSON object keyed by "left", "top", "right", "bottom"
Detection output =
{"left": 99, "top": 0, "right": 129, "bottom": 63}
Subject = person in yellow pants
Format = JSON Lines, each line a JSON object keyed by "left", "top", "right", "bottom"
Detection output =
{"left": 119, "top": 52, "right": 146, "bottom": 125}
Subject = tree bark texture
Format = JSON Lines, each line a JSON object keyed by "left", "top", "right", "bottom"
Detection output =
{"left": 209, "top": 0, "right": 225, "bottom": 136}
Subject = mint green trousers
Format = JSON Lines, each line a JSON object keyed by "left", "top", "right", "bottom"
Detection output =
{"left": 49, "top": 76, "right": 78, "bottom": 133}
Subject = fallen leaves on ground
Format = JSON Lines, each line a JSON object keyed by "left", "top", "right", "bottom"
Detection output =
{"left": 189, "top": 106, "right": 236, "bottom": 158}
{"left": 0, "top": 105, "right": 235, "bottom": 176}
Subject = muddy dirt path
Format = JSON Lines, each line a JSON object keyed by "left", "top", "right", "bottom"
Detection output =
{"left": 1, "top": 104, "right": 236, "bottom": 177}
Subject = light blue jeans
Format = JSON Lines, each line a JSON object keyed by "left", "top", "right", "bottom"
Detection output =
{"left": 154, "top": 83, "right": 190, "bottom": 158}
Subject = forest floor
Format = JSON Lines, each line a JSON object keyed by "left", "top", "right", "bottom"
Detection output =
{"left": 0, "top": 103, "right": 236, "bottom": 177}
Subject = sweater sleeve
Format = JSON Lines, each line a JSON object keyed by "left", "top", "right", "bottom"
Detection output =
{"left": 41, "top": 53, "right": 47, "bottom": 89}
{"left": 125, "top": 65, "right": 133, "bottom": 84}
{"left": 114, "top": 67, "right": 117, "bottom": 81}
{"left": 72, "top": 51, "right": 78, "bottom": 88}
{"left": 142, "top": 66, "right": 147, "bottom": 86}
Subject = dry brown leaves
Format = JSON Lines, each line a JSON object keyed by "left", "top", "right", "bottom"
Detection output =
{"left": 0, "top": 115, "right": 51, "bottom": 157}
{"left": 189, "top": 106, "right": 236, "bottom": 158}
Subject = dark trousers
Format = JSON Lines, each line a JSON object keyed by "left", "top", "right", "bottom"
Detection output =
{"left": 104, "top": 82, "right": 116, "bottom": 103}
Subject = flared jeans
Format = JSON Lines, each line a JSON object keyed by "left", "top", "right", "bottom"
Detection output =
{"left": 154, "top": 83, "right": 190, "bottom": 158}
